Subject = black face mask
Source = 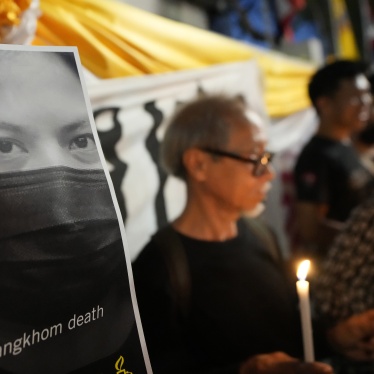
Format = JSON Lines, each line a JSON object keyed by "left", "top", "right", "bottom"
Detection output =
{"left": 0, "top": 167, "right": 127, "bottom": 325}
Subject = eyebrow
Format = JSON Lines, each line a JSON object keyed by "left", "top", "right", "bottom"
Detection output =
{"left": 59, "top": 120, "right": 92, "bottom": 136}
{"left": 0, "top": 121, "right": 23, "bottom": 133}
{"left": 0, "top": 120, "right": 91, "bottom": 133}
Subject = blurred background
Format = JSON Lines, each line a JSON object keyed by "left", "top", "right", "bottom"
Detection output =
{"left": 3, "top": 0, "right": 374, "bottom": 259}
{"left": 119, "top": 0, "right": 374, "bottom": 65}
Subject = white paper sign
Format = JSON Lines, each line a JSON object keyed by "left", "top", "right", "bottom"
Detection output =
{"left": 0, "top": 45, "right": 150, "bottom": 374}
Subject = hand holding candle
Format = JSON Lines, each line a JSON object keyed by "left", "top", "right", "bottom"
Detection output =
{"left": 296, "top": 260, "right": 315, "bottom": 362}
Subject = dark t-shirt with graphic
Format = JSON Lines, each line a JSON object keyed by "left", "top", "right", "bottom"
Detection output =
{"left": 294, "top": 135, "right": 374, "bottom": 222}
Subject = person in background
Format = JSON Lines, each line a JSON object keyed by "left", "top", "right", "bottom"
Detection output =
{"left": 133, "top": 94, "right": 374, "bottom": 374}
{"left": 293, "top": 59, "right": 374, "bottom": 267}
{"left": 313, "top": 189, "right": 374, "bottom": 374}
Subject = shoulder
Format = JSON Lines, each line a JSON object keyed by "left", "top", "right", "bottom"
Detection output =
{"left": 239, "top": 217, "right": 283, "bottom": 263}
{"left": 297, "top": 136, "right": 340, "bottom": 159}
{"left": 343, "top": 192, "right": 374, "bottom": 233}
{"left": 132, "top": 227, "right": 172, "bottom": 279}
{"left": 132, "top": 224, "right": 187, "bottom": 277}
{"left": 133, "top": 236, "right": 161, "bottom": 265}
{"left": 320, "top": 192, "right": 374, "bottom": 265}
{"left": 295, "top": 138, "right": 331, "bottom": 172}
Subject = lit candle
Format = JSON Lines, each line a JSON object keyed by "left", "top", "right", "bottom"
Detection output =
{"left": 296, "top": 260, "right": 314, "bottom": 362}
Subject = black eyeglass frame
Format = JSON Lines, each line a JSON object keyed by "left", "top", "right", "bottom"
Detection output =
{"left": 200, "top": 147, "right": 274, "bottom": 176}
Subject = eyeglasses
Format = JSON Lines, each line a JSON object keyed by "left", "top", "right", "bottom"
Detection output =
{"left": 348, "top": 93, "right": 373, "bottom": 106}
{"left": 200, "top": 147, "right": 274, "bottom": 176}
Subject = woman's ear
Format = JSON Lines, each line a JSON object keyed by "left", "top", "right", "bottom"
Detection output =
{"left": 182, "top": 148, "right": 208, "bottom": 182}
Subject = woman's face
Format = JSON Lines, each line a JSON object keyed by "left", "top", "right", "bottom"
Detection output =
{"left": 0, "top": 51, "right": 101, "bottom": 173}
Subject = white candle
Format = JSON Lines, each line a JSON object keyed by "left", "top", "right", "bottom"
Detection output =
{"left": 296, "top": 260, "right": 315, "bottom": 362}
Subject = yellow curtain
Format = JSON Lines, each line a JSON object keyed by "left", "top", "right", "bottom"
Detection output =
{"left": 33, "top": 0, "right": 316, "bottom": 117}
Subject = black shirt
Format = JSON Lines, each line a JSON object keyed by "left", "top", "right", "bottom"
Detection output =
{"left": 133, "top": 219, "right": 304, "bottom": 374}
{"left": 294, "top": 135, "right": 374, "bottom": 222}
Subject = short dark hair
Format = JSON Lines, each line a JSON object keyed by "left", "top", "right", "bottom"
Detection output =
{"left": 308, "top": 59, "right": 368, "bottom": 108}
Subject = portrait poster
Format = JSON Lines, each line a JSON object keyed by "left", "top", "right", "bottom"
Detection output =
{"left": 0, "top": 45, "right": 151, "bottom": 374}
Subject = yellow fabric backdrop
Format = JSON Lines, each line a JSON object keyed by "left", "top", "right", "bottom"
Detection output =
{"left": 33, "top": 0, "right": 316, "bottom": 117}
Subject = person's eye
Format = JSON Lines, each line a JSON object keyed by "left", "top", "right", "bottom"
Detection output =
{"left": 66, "top": 132, "right": 100, "bottom": 167}
{"left": 0, "top": 138, "right": 28, "bottom": 155}
{"left": 69, "top": 134, "right": 96, "bottom": 151}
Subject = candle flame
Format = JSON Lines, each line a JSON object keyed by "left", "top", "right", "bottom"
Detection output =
{"left": 297, "top": 260, "right": 310, "bottom": 280}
